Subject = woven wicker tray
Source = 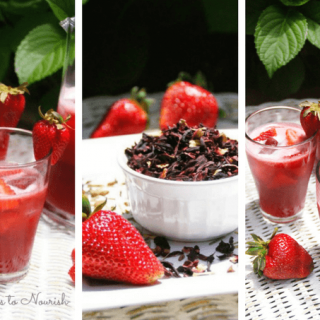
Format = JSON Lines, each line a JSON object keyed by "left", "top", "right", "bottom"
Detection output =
{"left": 0, "top": 218, "right": 75, "bottom": 320}
{"left": 245, "top": 100, "right": 320, "bottom": 320}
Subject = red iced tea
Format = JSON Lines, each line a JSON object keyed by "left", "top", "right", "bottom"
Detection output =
{"left": 246, "top": 122, "right": 316, "bottom": 222}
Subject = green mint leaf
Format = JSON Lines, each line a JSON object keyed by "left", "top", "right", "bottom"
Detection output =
{"left": 15, "top": 23, "right": 66, "bottom": 84}
{"left": 307, "top": 18, "right": 320, "bottom": 49}
{"left": 255, "top": 5, "right": 307, "bottom": 78}
{"left": 82, "top": 0, "right": 90, "bottom": 4}
{"left": 246, "top": 0, "right": 272, "bottom": 35}
{"left": 45, "top": 0, "right": 75, "bottom": 21}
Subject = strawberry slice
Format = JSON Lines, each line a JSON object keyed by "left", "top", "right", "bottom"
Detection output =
{"left": 0, "top": 169, "right": 22, "bottom": 178}
{"left": 0, "top": 178, "right": 19, "bottom": 210}
{"left": 286, "top": 129, "right": 303, "bottom": 146}
{"left": 253, "top": 128, "right": 277, "bottom": 141}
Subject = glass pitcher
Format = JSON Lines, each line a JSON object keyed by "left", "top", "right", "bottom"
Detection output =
{"left": 43, "top": 17, "right": 75, "bottom": 228}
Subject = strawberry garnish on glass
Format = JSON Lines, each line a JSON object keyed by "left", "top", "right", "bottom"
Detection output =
{"left": 91, "top": 87, "right": 153, "bottom": 138}
{"left": 246, "top": 228, "right": 314, "bottom": 279}
{"left": 0, "top": 82, "right": 29, "bottom": 127}
{"left": 299, "top": 100, "right": 320, "bottom": 138}
{"left": 32, "top": 107, "right": 71, "bottom": 165}
{"left": 0, "top": 83, "right": 29, "bottom": 160}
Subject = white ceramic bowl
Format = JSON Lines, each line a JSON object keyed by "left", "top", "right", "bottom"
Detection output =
{"left": 118, "top": 153, "right": 238, "bottom": 242}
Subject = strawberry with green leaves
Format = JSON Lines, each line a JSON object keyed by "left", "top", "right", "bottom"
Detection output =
{"left": 82, "top": 208, "right": 164, "bottom": 285}
{"left": 0, "top": 82, "right": 29, "bottom": 128}
{"left": 299, "top": 101, "right": 320, "bottom": 138}
{"left": 160, "top": 73, "right": 219, "bottom": 130}
{"left": 91, "top": 87, "right": 152, "bottom": 138}
{"left": 0, "top": 83, "right": 29, "bottom": 160}
{"left": 246, "top": 228, "right": 314, "bottom": 279}
{"left": 32, "top": 107, "right": 70, "bottom": 165}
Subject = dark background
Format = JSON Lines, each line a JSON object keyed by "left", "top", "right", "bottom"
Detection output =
{"left": 83, "top": 0, "right": 238, "bottom": 99}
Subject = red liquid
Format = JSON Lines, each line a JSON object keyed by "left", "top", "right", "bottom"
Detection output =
{"left": 0, "top": 179, "right": 47, "bottom": 274}
{"left": 247, "top": 123, "right": 315, "bottom": 220}
{"left": 46, "top": 97, "right": 75, "bottom": 215}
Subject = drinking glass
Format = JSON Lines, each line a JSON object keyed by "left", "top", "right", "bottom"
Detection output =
{"left": 245, "top": 106, "right": 316, "bottom": 223}
{"left": 43, "top": 17, "right": 75, "bottom": 227}
{"left": 0, "top": 128, "right": 50, "bottom": 283}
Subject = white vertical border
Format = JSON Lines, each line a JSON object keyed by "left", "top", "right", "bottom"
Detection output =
{"left": 238, "top": 0, "right": 246, "bottom": 319}
{"left": 75, "top": 0, "right": 82, "bottom": 318}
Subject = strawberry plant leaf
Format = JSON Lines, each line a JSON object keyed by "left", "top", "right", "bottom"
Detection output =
{"left": 10, "top": 12, "right": 58, "bottom": 51}
{"left": 246, "top": 0, "right": 274, "bottom": 35}
{"left": 301, "top": 2, "right": 320, "bottom": 49}
{"left": 45, "top": 0, "right": 75, "bottom": 21}
{"left": 15, "top": 23, "right": 66, "bottom": 85}
{"left": 306, "top": 18, "right": 320, "bottom": 49}
{"left": 255, "top": 5, "right": 307, "bottom": 78}
{"left": 0, "top": 0, "right": 47, "bottom": 16}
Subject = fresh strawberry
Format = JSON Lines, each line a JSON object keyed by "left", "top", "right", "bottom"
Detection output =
{"left": 246, "top": 228, "right": 314, "bottom": 279}
{"left": 299, "top": 101, "right": 320, "bottom": 138}
{"left": 253, "top": 128, "right": 277, "bottom": 141}
{"left": 91, "top": 87, "right": 152, "bottom": 138}
{"left": 0, "top": 178, "right": 19, "bottom": 210}
{"left": 0, "top": 82, "right": 29, "bottom": 128}
{"left": 160, "top": 79, "right": 218, "bottom": 130}
{"left": 82, "top": 210, "right": 164, "bottom": 285}
{"left": 32, "top": 107, "right": 70, "bottom": 165}
{"left": 68, "top": 264, "right": 75, "bottom": 283}
{"left": 286, "top": 128, "right": 303, "bottom": 146}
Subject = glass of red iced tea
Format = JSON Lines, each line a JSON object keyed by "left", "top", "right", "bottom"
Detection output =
{"left": 0, "top": 128, "right": 50, "bottom": 283}
{"left": 246, "top": 106, "right": 316, "bottom": 223}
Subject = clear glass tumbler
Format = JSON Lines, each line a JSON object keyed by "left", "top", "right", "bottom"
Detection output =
{"left": 245, "top": 106, "right": 316, "bottom": 223}
{"left": 0, "top": 128, "right": 50, "bottom": 283}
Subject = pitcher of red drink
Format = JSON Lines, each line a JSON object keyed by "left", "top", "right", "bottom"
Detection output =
{"left": 43, "top": 17, "right": 75, "bottom": 226}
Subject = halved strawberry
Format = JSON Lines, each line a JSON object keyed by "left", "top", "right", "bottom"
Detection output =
{"left": 0, "top": 178, "right": 19, "bottom": 210}
{"left": 253, "top": 128, "right": 277, "bottom": 141}
{"left": 286, "top": 129, "right": 303, "bottom": 146}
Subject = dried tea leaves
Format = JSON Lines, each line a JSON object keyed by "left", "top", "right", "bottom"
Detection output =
{"left": 125, "top": 120, "right": 238, "bottom": 181}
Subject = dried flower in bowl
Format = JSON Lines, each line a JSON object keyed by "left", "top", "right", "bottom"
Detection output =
{"left": 125, "top": 119, "right": 238, "bottom": 181}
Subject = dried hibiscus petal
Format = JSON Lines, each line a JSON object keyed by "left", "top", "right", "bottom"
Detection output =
{"left": 125, "top": 120, "right": 238, "bottom": 181}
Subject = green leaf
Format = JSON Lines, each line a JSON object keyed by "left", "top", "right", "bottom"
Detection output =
{"left": 306, "top": 18, "right": 320, "bottom": 49}
{"left": 301, "top": 2, "right": 320, "bottom": 49}
{"left": 0, "top": 0, "right": 47, "bottom": 16}
{"left": 0, "top": 7, "right": 5, "bottom": 21}
{"left": 0, "top": 26, "right": 14, "bottom": 81}
{"left": 301, "top": 2, "right": 320, "bottom": 23}
{"left": 255, "top": 5, "right": 307, "bottom": 78}
{"left": 15, "top": 23, "right": 67, "bottom": 85}
{"left": 45, "top": 0, "right": 75, "bottom": 21}
{"left": 82, "top": 0, "right": 90, "bottom": 4}
{"left": 10, "top": 12, "right": 58, "bottom": 51}
{"left": 246, "top": 0, "right": 273, "bottom": 35}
